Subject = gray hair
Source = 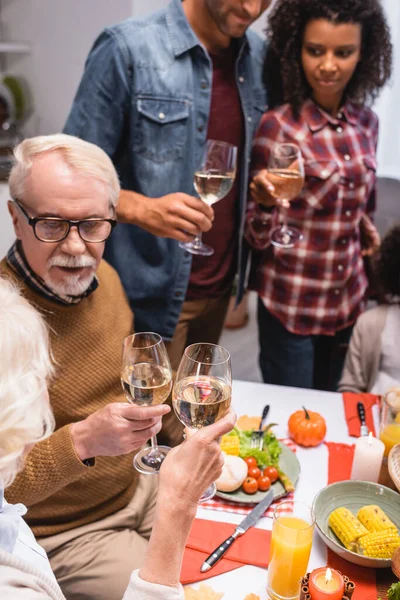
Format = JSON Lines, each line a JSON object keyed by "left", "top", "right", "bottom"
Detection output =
{"left": 0, "top": 277, "right": 55, "bottom": 487}
{"left": 8, "top": 133, "right": 120, "bottom": 208}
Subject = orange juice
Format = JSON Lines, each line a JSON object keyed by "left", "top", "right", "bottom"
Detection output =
{"left": 380, "top": 423, "right": 400, "bottom": 456}
{"left": 267, "top": 516, "right": 314, "bottom": 600}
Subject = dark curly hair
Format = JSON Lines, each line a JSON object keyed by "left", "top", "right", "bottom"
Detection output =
{"left": 374, "top": 225, "right": 400, "bottom": 303}
{"left": 264, "top": 0, "right": 393, "bottom": 116}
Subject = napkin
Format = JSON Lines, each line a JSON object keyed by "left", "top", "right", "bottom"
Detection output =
{"left": 181, "top": 518, "right": 271, "bottom": 585}
{"left": 342, "top": 392, "right": 379, "bottom": 437}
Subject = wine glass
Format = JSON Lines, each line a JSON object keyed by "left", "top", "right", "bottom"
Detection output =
{"left": 172, "top": 343, "right": 232, "bottom": 502}
{"left": 268, "top": 143, "right": 305, "bottom": 249}
{"left": 179, "top": 139, "right": 237, "bottom": 256}
{"left": 121, "top": 332, "right": 172, "bottom": 474}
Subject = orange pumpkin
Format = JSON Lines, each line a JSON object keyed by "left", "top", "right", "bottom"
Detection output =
{"left": 288, "top": 406, "right": 326, "bottom": 447}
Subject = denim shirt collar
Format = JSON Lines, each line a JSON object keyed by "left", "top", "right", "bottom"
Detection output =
{"left": 166, "top": 0, "right": 249, "bottom": 58}
{"left": 0, "top": 486, "right": 27, "bottom": 554}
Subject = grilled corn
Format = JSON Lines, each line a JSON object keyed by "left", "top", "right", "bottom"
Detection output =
{"left": 358, "top": 530, "right": 400, "bottom": 558}
{"left": 328, "top": 507, "right": 368, "bottom": 550}
{"left": 357, "top": 505, "right": 397, "bottom": 533}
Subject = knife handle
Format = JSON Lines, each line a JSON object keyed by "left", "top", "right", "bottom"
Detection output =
{"left": 357, "top": 402, "right": 366, "bottom": 423}
{"left": 200, "top": 529, "right": 243, "bottom": 573}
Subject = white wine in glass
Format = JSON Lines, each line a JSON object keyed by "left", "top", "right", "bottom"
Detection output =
{"left": 180, "top": 139, "right": 237, "bottom": 256}
{"left": 269, "top": 143, "right": 305, "bottom": 249}
{"left": 121, "top": 332, "right": 172, "bottom": 475}
{"left": 172, "top": 343, "right": 232, "bottom": 502}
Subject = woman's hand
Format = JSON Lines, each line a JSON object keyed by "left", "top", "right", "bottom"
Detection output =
{"left": 360, "top": 214, "right": 381, "bottom": 257}
{"left": 250, "top": 169, "right": 276, "bottom": 207}
{"left": 158, "top": 408, "right": 237, "bottom": 509}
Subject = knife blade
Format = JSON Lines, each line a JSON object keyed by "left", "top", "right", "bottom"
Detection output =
{"left": 357, "top": 401, "right": 369, "bottom": 436}
{"left": 200, "top": 488, "right": 274, "bottom": 573}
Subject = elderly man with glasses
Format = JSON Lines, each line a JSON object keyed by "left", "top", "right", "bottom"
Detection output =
{"left": 0, "top": 134, "right": 182, "bottom": 600}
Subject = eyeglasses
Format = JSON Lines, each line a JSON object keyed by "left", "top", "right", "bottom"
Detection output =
{"left": 14, "top": 199, "right": 117, "bottom": 243}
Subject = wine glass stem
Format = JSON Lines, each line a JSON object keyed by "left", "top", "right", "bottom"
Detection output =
{"left": 280, "top": 200, "right": 289, "bottom": 231}
{"left": 192, "top": 233, "right": 203, "bottom": 249}
{"left": 147, "top": 435, "right": 159, "bottom": 457}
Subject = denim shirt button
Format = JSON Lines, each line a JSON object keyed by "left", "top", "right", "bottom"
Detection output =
{"left": 247, "top": 116, "right": 252, "bottom": 122}
{"left": 238, "top": 76, "right": 245, "bottom": 83}
{"left": 175, "top": 291, "right": 182, "bottom": 297}
{"left": 198, "top": 125, "right": 204, "bottom": 132}
{"left": 158, "top": 112, "right": 166, "bottom": 120}
{"left": 201, "top": 81, "right": 208, "bottom": 89}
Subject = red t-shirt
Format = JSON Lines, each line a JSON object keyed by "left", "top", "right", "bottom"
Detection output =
{"left": 186, "top": 44, "right": 244, "bottom": 300}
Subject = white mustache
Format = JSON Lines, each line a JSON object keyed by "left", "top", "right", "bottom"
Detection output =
{"left": 48, "top": 255, "right": 97, "bottom": 269}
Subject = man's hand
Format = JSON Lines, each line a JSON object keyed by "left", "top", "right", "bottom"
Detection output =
{"left": 119, "top": 190, "right": 214, "bottom": 242}
{"left": 250, "top": 169, "right": 276, "bottom": 208}
{"left": 158, "top": 408, "right": 237, "bottom": 509}
{"left": 70, "top": 403, "right": 171, "bottom": 461}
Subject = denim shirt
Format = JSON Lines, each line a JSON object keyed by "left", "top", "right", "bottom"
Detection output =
{"left": 64, "top": 0, "right": 267, "bottom": 339}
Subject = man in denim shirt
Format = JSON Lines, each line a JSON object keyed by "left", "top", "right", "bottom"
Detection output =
{"left": 65, "top": 0, "right": 269, "bottom": 370}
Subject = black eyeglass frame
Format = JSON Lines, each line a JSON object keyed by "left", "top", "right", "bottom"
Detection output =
{"left": 13, "top": 199, "right": 117, "bottom": 243}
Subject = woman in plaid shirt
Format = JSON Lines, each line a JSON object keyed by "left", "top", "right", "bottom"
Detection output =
{"left": 246, "top": 0, "right": 392, "bottom": 391}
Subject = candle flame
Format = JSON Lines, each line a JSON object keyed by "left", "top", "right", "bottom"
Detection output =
{"left": 368, "top": 431, "right": 373, "bottom": 446}
{"left": 325, "top": 568, "right": 332, "bottom": 584}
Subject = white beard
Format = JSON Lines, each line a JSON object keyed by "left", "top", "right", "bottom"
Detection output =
{"left": 44, "top": 254, "right": 97, "bottom": 297}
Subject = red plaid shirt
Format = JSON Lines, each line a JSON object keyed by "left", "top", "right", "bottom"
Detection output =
{"left": 246, "top": 99, "right": 378, "bottom": 336}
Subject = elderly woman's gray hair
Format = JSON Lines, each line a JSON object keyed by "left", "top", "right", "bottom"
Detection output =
{"left": 0, "top": 277, "right": 54, "bottom": 487}
{"left": 8, "top": 133, "right": 120, "bottom": 209}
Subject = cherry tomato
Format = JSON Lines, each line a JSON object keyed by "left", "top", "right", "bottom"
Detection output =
{"left": 244, "top": 457, "right": 257, "bottom": 469}
{"left": 242, "top": 477, "right": 258, "bottom": 494}
{"left": 257, "top": 476, "right": 271, "bottom": 491}
{"left": 248, "top": 466, "right": 261, "bottom": 480}
{"left": 263, "top": 466, "right": 279, "bottom": 483}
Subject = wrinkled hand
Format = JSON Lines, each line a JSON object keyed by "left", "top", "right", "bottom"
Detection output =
{"left": 250, "top": 169, "right": 276, "bottom": 208}
{"left": 139, "top": 193, "right": 214, "bottom": 242}
{"left": 70, "top": 403, "right": 171, "bottom": 461}
{"left": 158, "top": 408, "right": 237, "bottom": 509}
{"left": 360, "top": 214, "right": 381, "bottom": 257}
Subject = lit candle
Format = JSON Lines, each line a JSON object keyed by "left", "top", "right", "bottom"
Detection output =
{"left": 350, "top": 432, "right": 385, "bottom": 483}
{"left": 309, "top": 567, "right": 345, "bottom": 600}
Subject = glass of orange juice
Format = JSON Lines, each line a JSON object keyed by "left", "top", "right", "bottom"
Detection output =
{"left": 380, "top": 389, "right": 400, "bottom": 457}
{"left": 267, "top": 501, "right": 315, "bottom": 600}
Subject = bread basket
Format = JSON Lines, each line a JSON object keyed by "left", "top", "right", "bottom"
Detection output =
{"left": 389, "top": 443, "right": 400, "bottom": 493}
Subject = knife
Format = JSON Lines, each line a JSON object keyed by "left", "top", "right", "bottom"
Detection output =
{"left": 200, "top": 488, "right": 274, "bottom": 573}
{"left": 357, "top": 401, "right": 369, "bottom": 436}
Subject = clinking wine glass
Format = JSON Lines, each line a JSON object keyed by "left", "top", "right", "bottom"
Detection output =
{"left": 121, "top": 332, "right": 172, "bottom": 475}
{"left": 179, "top": 139, "right": 237, "bottom": 257}
{"left": 172, "top": 343, "right": 232, "bottom": 502}
{"left": 268, "top": 143, "right": 305, "bottom": 249}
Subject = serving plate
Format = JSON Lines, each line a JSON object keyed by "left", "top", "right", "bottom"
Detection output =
{"left": 215, "top": 441, "right": 300, "bottom": 504}
{"left": 313, "top": 480, "right": 400, "bottom": 568}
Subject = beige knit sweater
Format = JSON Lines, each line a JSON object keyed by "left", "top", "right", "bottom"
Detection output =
{"left": 1, "top": 258, "right": 181, "bottom": 537}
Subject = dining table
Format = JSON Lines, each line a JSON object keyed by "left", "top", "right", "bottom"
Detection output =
{"left": 185, "top": 379, "right": 382, "bottom": 600}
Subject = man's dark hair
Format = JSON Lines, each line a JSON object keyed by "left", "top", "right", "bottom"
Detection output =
{"left": 375, "top": 225, "right": 400, "bottom": 303}
{"left": 264, "top": 0, "right": 392, "bottom": 117}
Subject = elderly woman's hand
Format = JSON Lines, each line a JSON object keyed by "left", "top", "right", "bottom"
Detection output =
{"left": 158, "top": 408, "right": 237, "bottom": 509}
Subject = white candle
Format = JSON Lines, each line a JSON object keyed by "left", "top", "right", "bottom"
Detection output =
{"left": 350, "top": 432, "right": 385, "bottom": 482}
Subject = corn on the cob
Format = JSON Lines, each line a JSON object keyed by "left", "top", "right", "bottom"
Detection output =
{"left": 357, "top": 505, "right": 398, "bottom": 533}
{"left": 328, "top": 507, "right": 368, "bottom": 550}
{"left": 357, "top": 530, "right": 400, "bottom": 558}
{"left": 220, "top": 434, "right": 240, "bottom": 456}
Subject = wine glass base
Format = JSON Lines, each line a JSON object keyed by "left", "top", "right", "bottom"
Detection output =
{"left": 179, "top": 240, "right": 214, "bottom": 256}
{"left": 198, "top": 482, "right": 217, "bottom": 503}
{"left": 133, "top": 445, "right": 171, "bottom": 475}
{"left": 271, "top": 227, "right": 303, "bottom": 249}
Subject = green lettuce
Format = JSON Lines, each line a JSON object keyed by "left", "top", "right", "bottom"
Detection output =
{"left": 388, "top": 582, "right": 400, "bottom": 600}
{"left": 228, "top": 426, "right": 282, "bottom": 468}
